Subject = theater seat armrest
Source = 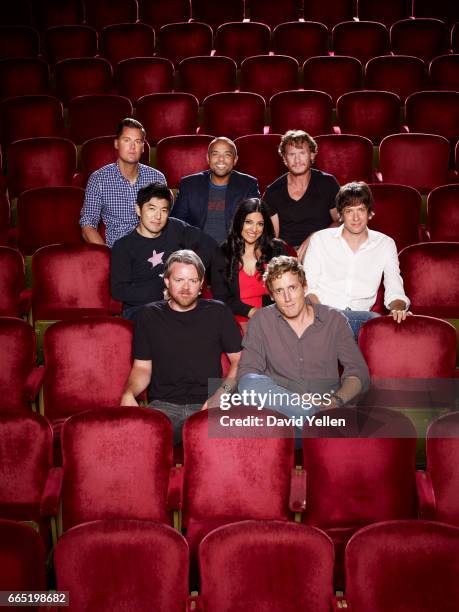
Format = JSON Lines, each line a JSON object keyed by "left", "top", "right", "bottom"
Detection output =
{"left": 40, "top": 467, "right": 63, "bottom": 517}
{"left": 186, "top": 594, "right": 203, "bottom": 611}
{"left": 416, "top": 470, "right": 436, "bottom": 519}
{"left": 373, "top": 170, "right": 383, "bottom": 182}
{"left": 419, "top": 224, "right": 429, "bottom": 241}
{"left": 289, "top": 467, "right": 306, "bottom": 513}
{"left": 110, "top": 298, "right": 123, "bottom": 315}
{"left": 72, "top": 173, "right": 83, "bottom": 187}
{"left": 24, "top": 366, "right": 45, "bottom": 401}
{"left": 19, "top": 289, "right": 31, "bottom": 315}
{"left": 167, "top": 465, "right": 184, "bottom": 512}
{"left": 333, "top": 594, "right": 350, "bottom": 610}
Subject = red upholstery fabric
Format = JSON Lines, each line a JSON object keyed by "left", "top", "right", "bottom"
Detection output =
{"left": 0, "top": 194, "right": 11, "bottom": 246}
{"left": 367, "top": 183, "right": 422, "bottom": 250}
{"left": 60, "top": 408, "right": 173, "bottom": 529}
{"left": 0, "top": 248, "right": 25, "bottom": 317}
{"left": 453, "top": 23, "right": 459, "bottom": 53}
{"left": 55, "top": 57, "right": 113, "bottom": 105}
{"left": 85, "top": 0, "right": 138, "bottom": 31}
{"left": 74, "top": 135, "right": 150, "bottom": 187}
{"left": 270, "top": 90, "right": 334, "bottom": 137}
{"left": 413, "top": 0, "right": 459, "bottom": 24}
{"left": 399, "top": 243, "right": 459, "bottom": 319}
{"left": 33, "top": 0, "right": 84, "bottom": 29}
{"left": 425, "top": 412, "right": 459, "bottom": 525}
{"left": 41, "top": 317, "right": 133, "bottom": 423}
{"left": 240, "top": 55, "right": 299, "bottom": 104}
{"left": 378, "top": 133, "right": 451, "bottom": 194}
{"left": 0, "top": 57, "right": 49, "bottom": 101}
{"left": 235, "top": 134, "right": 285, "bottom": 193}
{"left": 136, "top": 93, "right": 198, "bottom": 144}
{"left": 336, "top": 90, "right": 401, "bottom": 144}
{"left": 303, "top": 56, "right": 362, "bottom": 104}
{"left": 247, "top": 0, "right": 300, "bottom": 28}
{"left": 0, "top": 95, "right": 64, "bottom": 148}
{"left": 158, "top": 22, "right": 213, "bottom": 67}
{"left": 427, "top": 184, "right": 459, "bottom": 241}
{"left": 0, "top": 413, "right": 53, "bottom": 522}
{"left": 7, "top": 137, "right": 77, "bottom": 199}
{"left": 303, "top": 0, "right": 355, "bottom": 28}
{"left": 359, "top": 315, "right": 457, "bottom": 377}
{"left": 0, "top": 319, "right": 37, "bottom": 412}
{"left": 405, "top": 91, "right": 459, "bottom": 142}
{"left": 191, "top": 0, "right": 244, "bottom": 28}
{"left": 68, "top": 94, "right": 133, "bottom": 145}
{"left": 17, "top": 186, "right": 84, "bottom": 255}
{"left": 0, "top": 519, "right": 46, "bottom": 605}
{"left": 215, "top": 22, "right": 271, "bottom": 66}
{"left": 198, "top": 520, "right": 334, "bottom": 612}
{"left": 365, "top": 55, "right": 426, "bottom": 102}
{"left": 55, "top": 520, "right": 188, "bottom": 612}
{"left": 390, "top": 18, "right": 451, "bottom": 61}
{"left": 202, "top": 92, "right": 265, "bottom": 140}
{"left": 116, "top": 57, "right": 174, "bottom": 103}
{"left": 182, "top": 408, "right": 295, "bottom": 561}
{"left": 345, "top": 520, "right": 459, "bottom": 612}
{"left": 100, "top": 22, "right": 155, "bottom": 67}
{"left": 429, "top": 54, "right": 459, "bottom": 91}
{"left": 138, "top": 0, "right": 191, "bottom": 28}
{"left": 178, "top": 56, "right": 237, "bottom": 104}
{"left": 332, "top": 20, "right": 389, "bottom": 64}
{"left": 0, "top": 25, "right": 39, "bottom": 58}
{"left": 315, "top": 134, "right": 374, "bottom": 185}
{"left": 43, "top": 25, "right": 98, "bottom": 65}
{"left": 357, "top": 0, "right": 412, "bottom": 26}
{"left": 272, "top": 21, "right": 329, "bottom": 64}
{"left": 31, "top": 244, "right": 111, "bottom": 322}
{"left": 156, "top": 135, "right": 213, "bottom": 189}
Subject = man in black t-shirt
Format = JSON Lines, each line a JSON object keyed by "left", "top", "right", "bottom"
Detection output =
{"left": 120, "top": 250, "right": 242, "bottom": 441}
{"left": 263, "top": 130, "right": 340, "bottom": 261}
{"left": 111, "top": 182, "right": 217, "bottom": 320}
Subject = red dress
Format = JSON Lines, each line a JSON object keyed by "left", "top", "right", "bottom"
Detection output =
{"left": 236, "top": 267, "right": 269, "bottom": 323}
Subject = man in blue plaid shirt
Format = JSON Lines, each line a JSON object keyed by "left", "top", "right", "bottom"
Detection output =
{"left": 80, "top": 118, "right": 167, "bottom": 248}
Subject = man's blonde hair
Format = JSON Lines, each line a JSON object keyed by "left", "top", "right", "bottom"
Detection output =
{"left": 263, "top": 256, "right": 306, "bottom": 292}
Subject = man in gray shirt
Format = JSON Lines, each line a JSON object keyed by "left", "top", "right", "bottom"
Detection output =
{"left": 237, "top": 256, "right": 370, "bottom": 417}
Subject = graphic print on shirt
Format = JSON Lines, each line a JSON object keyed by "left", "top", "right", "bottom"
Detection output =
{"left": 148, "top": 250, "right": 164, "bottom": 268}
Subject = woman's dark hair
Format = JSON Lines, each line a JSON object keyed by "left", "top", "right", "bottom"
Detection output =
{"left": 222, "top": 198, "right": 278, "bottom": 280}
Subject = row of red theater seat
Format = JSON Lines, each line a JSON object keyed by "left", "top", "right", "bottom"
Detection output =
{"left": 1, "top": 18, "right": 458, "bottom": 65}
{"left": 2, "top": 132, "right": 459, "bottom": 196}
{"left": 1, "top": 53, "right": 458, "bottom": 107}
{"left": 2, "top": 89, "right": 459, "bottom": 148}
{"left": 3, "top": 517, "right": 459, "bottom": 611}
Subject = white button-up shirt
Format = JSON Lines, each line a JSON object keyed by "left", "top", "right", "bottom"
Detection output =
{"left": 304, "top": 225, "right": 410, "bottom": 311}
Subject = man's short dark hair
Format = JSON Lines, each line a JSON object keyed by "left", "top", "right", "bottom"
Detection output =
{"left": 116, "top": 118, "right": 146, "bottom": 139}
{"left": 336, "top": 181, "right": 374, "bottom": 216}
{"left": 136, "top": 182, "right": 174, "bottom": 209}
{"left": 163, "top": 250, "right": 205, "bottom": 281}
{"left": 278, "top": 130, "right": 318, "bottom": 157}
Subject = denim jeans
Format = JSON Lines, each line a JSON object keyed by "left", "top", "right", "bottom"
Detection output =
{"left": 147, "top": 399, "right": 202, "bottom": 443}
{"left": 340, "top": 309, "right": 380, "bottom": 340}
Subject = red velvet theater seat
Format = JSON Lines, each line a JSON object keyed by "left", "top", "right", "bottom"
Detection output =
{"left": 0, "top": 0, "right": 32, "bottom": 27}
{"left": 7, "top": 137, "right": 77, "bottom": 199}
{"left": 418, "top": 411, "right": 459, "bottom": 526}
{"left": 33, "top": 0, "right": 84, "bottom": 30}
{"left": 56, "top": 409, "right": 173, "bottom": 530}
{"left": 138, "top": 0, "right": 191, "bottom": 28}
{"left": 246, "top": 0, "right": 300, "bottom": 28}
{"left": 0, "top": 413, "right": 53, "bottom": 534}
{"left": 426, "top": 184, "right": 459, "bottom": 241}
{"left": 136, "top": 93, "right": 199, "bottom": 144}
{"left": 194, "top": 520, "right": 334, "bottom": 612}
{"left": 0, "top": 58, "right": 49, "bottom": 102}
{"left": 377, "top": 133, "right": 451, "bottom": 194}
{"left": 42, "top": 25, "right": 98, "bottom": 66}
{"left": 191, "top": 0, "right": 244, "bottom": 28}
{"left": 54, "top": 520, "right": 188, "bottom": 612}
{"left": 67, "top": 94, "right": 133, "bottom": 145}
{"left": 240, "top": 55, "right": 299, "bottom": 105}
{"left": 303, "top": 0, "right": 355, "bottom": 29}
{"left": 357, "top": 0, "right": 411, "bottom": 26}
{"left": 16, "top": 186, "right": 84, "bottom": 255}
{"left": 365, "top": 55, "right": 426, "bottom": 103}
{"left": 332, "top": 20, "right": 389, "bottom": 65}
{"left": 179, "top": 408, "right": 303, "bottom": 567}
{"left": 40, "top": 318, "right": 133, "bottom": 425}
{"left": 156, "top": 135, "right": 213, "bottom": 189}
{"left": 345, "top": 521, "right": 459, "bottom": 612}
{"left": 115, "top": 57, "right": 174, "bottom": 104}
{"left": 367, "top": 183, "right": 422, "bottom": 251}
{"left": 315, "top": 134, "right": 374, "bottom": 185}
{"left": 54, "top": 57, "right": 113, "bottom": 105}
{"left": 302, "top": 406, "right": 417, "bottom": 586}
{"left": 429, "top": 54, "right": 459, "bottom": 91}
{"left": 272, "top": 21, "right": 329, "bottom": 65}
{"left": 413, "top": 0, "right": 459, "bottom": 24}
{"left": 84, "top": 0, "right": 138, "bottom": 31}
{"left": 303, "top": 56, "right": 363, "bottom": 105}
{"left": 100, "top": 22, "right": 155, "bottom": 68}
{"left": 398, "top": 243, "right": 459, "bottom": 319}
{"left": 390, "top": 18, "right": 451, "bottom": 62}
{"left": 201, "top": 92, "right": 266, "bottom": 141}
{"left": 270, "top": 90, "right": 334, "bottom": 137}
{"left": 0, "top": 25, "right": 39, "bottom": 58}
{"left": 214, "top": 21, "right": 271, "bottom": 67}
{"left": 405, "top": 91, "right": 459, "bottom": 144}
{"left": 0, "top": 194, "right": 11, "bottom": 246}
{"left": 235, "top": 133, "right": 285, "bottom": 194}
{"left": 178, "top": 56, "right": 237, "bottom": 104}
{"left": 157, "top": 22, "right": 213, "bottom": 67}
{"left": 0, "top": 247, "right": 25, "bottom": 317}
{"left": 0, "top": 519, "right": 46, "bottom": 607}
{"left": 73, "top": 134, "right": 150, "bottom": 187}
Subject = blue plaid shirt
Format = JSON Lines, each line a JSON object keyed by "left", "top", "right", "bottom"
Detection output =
{"left": 80, "top": 162, "right": 167, "bottom": 248}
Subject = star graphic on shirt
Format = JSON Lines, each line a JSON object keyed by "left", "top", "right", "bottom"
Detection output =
{"left": 148, "top": 250, "right": 164, "bottom": 268}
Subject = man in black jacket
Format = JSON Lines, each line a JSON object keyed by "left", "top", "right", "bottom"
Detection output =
{"left": 111, "top": 182, "right": 217, "bottom": 320}
{"left": 172, "top": 136, "right": 260, "bottom": 243}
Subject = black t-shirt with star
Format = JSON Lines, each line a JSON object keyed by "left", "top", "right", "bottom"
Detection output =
{"left": 110, "top": 217, "right": 217, "bottom": 307}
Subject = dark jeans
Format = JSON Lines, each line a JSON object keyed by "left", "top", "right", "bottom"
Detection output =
{"left": 147, "top": 399, "right": 203, "bottom": 443}
{"left": 340, "top": 309, "right": 380, "bottom": 340}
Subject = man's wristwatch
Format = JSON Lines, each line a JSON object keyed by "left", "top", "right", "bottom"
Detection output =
{"left": 221, "top": 383, "right": 233, "bottom": 394}
{"left": 331, "top": 391, "right": 345, "bottom": 407}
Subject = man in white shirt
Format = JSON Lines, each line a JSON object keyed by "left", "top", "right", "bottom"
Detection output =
{"left": 304, "top": 181, "right": 410, "bottom": 338}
